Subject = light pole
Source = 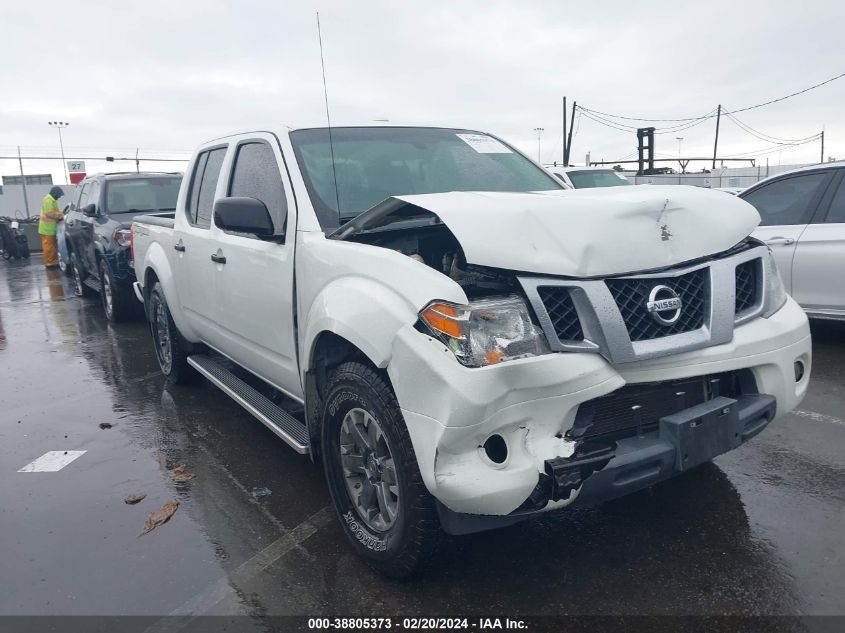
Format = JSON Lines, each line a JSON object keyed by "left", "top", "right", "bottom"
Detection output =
{"left": 48, "top": 121, "right": 70, "bottom": 184}
{"left": 533, "top": 127, "right": 544, "bottom": 163}
{"left": 676, "top": 136, "right": 684, "bottom": 157}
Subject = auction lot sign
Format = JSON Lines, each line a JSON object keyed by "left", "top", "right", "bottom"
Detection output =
{"left": 67, "top": 160, "right": 86, "bottom": 184}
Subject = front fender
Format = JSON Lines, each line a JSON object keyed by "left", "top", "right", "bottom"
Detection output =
{"left": 303, "top": 276, "right": 421, "bottom": 372}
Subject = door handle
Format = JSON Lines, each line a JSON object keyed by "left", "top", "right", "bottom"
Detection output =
{"left": 764, "top": 237, "right": 795, "bottom": 246}
{"left": 210, "top": 251, "right": 227, "bottom": 264}
{"left": 174, "top": 241, "right": 186, "bottom": 252}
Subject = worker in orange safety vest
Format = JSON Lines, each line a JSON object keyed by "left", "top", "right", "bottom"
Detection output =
{"left": 38, "top": 186, "right": 65, "bottom": 268}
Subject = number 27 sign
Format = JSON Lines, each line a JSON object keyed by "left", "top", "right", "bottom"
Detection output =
{"left": 67, "top": 161, "right": 86, "bottom": 173}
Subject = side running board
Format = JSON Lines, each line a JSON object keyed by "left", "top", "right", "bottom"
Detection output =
{"left": 187, "top": 354, "right": 309, "bottom": 454}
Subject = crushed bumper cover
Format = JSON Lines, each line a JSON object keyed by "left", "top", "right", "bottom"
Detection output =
{"left": 438, "top": 392, "right": 775, "bottom": 535}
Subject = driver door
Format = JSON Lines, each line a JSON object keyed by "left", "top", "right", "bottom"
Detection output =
{"left": 210, "top": 135, "right": 301, "bottom": 399}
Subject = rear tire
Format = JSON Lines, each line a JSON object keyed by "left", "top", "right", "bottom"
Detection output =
{"left": 149, "top": 282, "right": 195, "bottom": 385}
{"left": 99, "top": 259, "right": 133, "bottom": 323}
{"left": 322, "top": 361, "right": 441, "bottom": 578}
{"left": 71, "top": 252, "right": 94, "bottom": 297}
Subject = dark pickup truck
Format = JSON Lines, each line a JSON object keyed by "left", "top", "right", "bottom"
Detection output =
{"left": 64, "top": 172, "right": 182, "bottom": 322}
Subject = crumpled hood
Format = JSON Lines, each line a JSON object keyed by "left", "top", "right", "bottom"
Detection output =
{"left": 332, "top": 185, "right": 761, "bottom": 278}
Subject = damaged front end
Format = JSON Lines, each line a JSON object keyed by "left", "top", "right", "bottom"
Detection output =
{"left": 338, "top": 189, "right": 796, "bottom": 535}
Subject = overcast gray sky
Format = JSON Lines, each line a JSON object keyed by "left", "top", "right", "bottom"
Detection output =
{"left": 2, "top": 0, "right": 844, "bottom": 183}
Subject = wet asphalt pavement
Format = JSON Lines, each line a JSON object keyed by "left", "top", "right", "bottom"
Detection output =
{"left": 2, "top": 256, "right": 845, "bottom": 621}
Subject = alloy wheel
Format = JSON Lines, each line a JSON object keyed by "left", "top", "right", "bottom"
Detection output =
{"left": 152, "top": 298, "right": 173, "bottom": 373}
{"left": 102, "top": 269, "right": 113, "bottom": 318}
{"left": 340, "top": 407, "right": 400, "bottom": 532}
{"left": 73, "top": 260, "right": 84, "bottom": 296}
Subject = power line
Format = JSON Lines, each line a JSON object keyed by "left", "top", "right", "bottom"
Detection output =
{"left": 723, "top": 112, "right": 820, "bottom": 144}
{"left": 577, "top": 106, "right": 717, "bottom": 136}
{"left": 576, "top": 71, "right": 845, "bottom": 122}
{"left": 717, "top": 135, "right": 822, "bottom": 159}
{"left": 728, "top": 71, "right": 845, "bottom": 114}
{"left": 577, "top": 105, "right": 715, "bottom": 122}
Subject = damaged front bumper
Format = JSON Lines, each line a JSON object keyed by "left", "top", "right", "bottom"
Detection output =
{"left": 388, "top": 298, "right": 811, "bottom": 533}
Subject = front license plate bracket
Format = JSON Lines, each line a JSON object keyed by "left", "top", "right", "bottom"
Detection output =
{"left": 659, "top": 396, "right": 743, "bottom": 470}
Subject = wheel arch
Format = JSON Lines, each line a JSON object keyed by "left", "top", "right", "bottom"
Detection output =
{"left": 305, "top": 330, "right": 397, "bottom": 463}
{"left": 140, "top": 241, "right": 198, "bottom": 342}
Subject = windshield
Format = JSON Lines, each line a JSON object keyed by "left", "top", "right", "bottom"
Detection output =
{"left": 289, "top": 127, "right": 562, "bottom": 230}
{"left": 105, "top": 177, "right": 182, "bottom": 214}
{"left": 565, "top": 169, "right": 631, "bottom": 189}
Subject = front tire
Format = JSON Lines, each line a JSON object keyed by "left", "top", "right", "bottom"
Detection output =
{"left": 149, "top": 282, "right": 195, "bottom": 385}
{"left": 322, "top": 362, "right": 440, "bottom": 578}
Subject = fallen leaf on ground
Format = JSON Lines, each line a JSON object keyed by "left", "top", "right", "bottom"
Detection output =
{"left": 168, "top": 464, "right": 197, "bottom": 482}
{"left": 124, "top": 494, "right": 146, "bottom": 505}
{"left": 139, "top": 500, "right": 179, "bottom": 536}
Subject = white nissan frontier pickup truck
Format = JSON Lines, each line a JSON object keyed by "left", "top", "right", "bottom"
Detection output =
{"left": 131, "top": 125, "right": 811, "bottom": 577}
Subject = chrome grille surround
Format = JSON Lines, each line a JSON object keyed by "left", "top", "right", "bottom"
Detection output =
{"left": 520, "top": 245, "right": 768, "bottom": 364}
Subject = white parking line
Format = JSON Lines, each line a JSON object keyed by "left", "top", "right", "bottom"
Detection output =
{"left": 17, "top": 450, "right": 87, "bottom": 472}
{"left": 792, "top": 409, "right": 845, "bottom": 427}
{"left": 144, "top": 505, "right": 334, "bottom": 633}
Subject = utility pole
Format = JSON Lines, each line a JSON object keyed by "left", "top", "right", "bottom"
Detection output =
{"left": 17, "top": 146, "right": 30, "bottom": 218}
{"left": 711, "top": 104, "right": 721, "bottom": 170}
{"left": 48, "top": 121, "right": 70, "bottom": 184}
{"left": 565, "top": 101, "right": 576, "bottom": 166}
{"left": 533, "top": 127, "right": 544, "bottom": 163}
{"left": 821, "top": 129, "right": 825, "bottom": 164}
{"left": 562, "top": 97, "right": 567, "bottom": 166}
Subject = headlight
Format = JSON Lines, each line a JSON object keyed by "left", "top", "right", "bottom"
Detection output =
{"left": 419, "top": 295, "right": 550, "bottom": 367}
{"left": 762, "top": 249, "right": 788, "bottom": 318}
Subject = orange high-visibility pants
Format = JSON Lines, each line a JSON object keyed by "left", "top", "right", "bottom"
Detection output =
{"left": 41, "top": 235, "right": 58, "bottom": 267}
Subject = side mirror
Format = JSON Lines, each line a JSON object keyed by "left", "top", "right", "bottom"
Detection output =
{"left": 213, "top": 197, "right": 281, "bottom": 240}
{"left": 83, "top": 203, "right": 98, "bottom": 217}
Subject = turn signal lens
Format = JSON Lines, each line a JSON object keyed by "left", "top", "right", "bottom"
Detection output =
{"left": 420, "top": 303, "right": 465, "bottom": 339}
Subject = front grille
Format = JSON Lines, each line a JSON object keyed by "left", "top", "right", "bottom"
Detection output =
{"left": 606, "top": 268, "right": 707, "bottom": 342}
{"left": 567, "top": 372, "right": 747, "bottom": 441}
{"left": 537, "top": 286, "right": 584, "bottom": 341}
{"left": 735, "top": 259, "right": 760, "bottom": 314}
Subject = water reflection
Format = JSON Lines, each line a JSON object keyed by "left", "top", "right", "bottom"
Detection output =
{"left": 45, "top": 268, "right": 65, "bottom": 301}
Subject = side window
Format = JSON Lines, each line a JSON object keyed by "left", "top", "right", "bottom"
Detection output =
{"left": 227, "top": 142, "right": 287, "bottom": 233}
{"left": 823, "top": 177, "right": 845, "bottom": 224}
{"left": 87, "top": 181, "right": 101, "bottom": 211}
{"left": 742, "top": 173, "right": 828, "bottom": 226}
{"left": 77, "top": 183, "right": 90, "bottom": 209}
{"left": 196, "top": 148, "right": 226, "bottom": 229}
{"left": 186, "top": 152, "right": 209, "bottom": 225}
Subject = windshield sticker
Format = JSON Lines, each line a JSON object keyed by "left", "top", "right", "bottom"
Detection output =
{"left": 456, "top": 133, "right": 512, "bottom": 154}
